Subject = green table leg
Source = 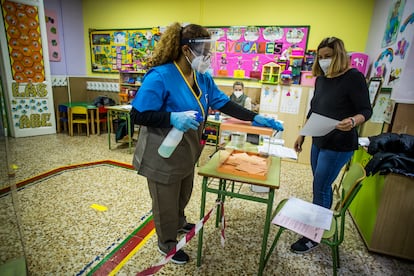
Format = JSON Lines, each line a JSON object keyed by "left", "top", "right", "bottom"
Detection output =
{"left": 258, "top": 189, "right": 275, "bottom": 276}
{"left": 126, "top": 112, "right": 132, "bottom": 153}
{"left": 107, "top": 110, "right": 111, "bottom": 150}
{"left": 197, "top": 176, "right": 208, "bottom": 267}
{"left": 216, "top": 179, "right": 227, "bottom": 227}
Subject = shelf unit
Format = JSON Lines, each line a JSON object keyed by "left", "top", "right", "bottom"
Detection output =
{"left": 119, "top": 70, "right": 146, "bottom": 104}
{"left": 260, "top": 62, "right": 281, "bottom": 84}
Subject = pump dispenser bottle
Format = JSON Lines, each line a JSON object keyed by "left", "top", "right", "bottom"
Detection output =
{"left": 158, "top": 111, "right": 203, "bottom": 158}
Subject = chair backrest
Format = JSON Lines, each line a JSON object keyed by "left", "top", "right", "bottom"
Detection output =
{"left": 71, "top": 106, "right": 88, "bottom": 115}
{"left": 339, "top": 163, "right": 366, "bottom": 211}
{"left": 58, "top": 104, "right": 68, "bottom": 113}
{"left": 336, "top": 162, "right": 366, "bottom": 244}
{"left": 98, "top": 106, "right": 107, "bottom": 114}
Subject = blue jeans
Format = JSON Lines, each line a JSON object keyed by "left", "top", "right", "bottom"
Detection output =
{"left": 310, "top": 144, "right": 354, "bottom": 209}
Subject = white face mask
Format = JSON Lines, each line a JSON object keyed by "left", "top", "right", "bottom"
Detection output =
{"left": 318, "top": 58, "right": 332, "bottom": 75}
{"left": 186, "top": 48, "right": 211, "bottom": 74}
{"left": 233, "top": 91, "right": 243, "bottom": 98}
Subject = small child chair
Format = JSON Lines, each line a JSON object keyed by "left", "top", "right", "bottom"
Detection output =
{"left": 70, "top": 106, "right": 90, "bottom": 136}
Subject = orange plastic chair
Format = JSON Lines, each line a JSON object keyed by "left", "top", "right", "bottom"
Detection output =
{"left": 70, "top": 106, "right": 90, "bottom": 136}
{"left": 95, "top": 106, "right": 108, "bottom": 135}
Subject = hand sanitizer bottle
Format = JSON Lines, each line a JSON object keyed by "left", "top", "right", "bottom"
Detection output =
{"left": 158, "top": 111, "right": 203, "bottom": 158}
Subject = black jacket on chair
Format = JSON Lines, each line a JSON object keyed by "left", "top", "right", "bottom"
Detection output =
{"left": 365, "top": 133, "right": 414, "bottom": 176}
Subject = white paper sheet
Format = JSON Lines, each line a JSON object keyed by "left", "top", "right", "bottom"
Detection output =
{"left": 272, "top": 197, "right": 333, "bottom": 243}
{"left": 299, "top": 113, "right": 340, "bottom": 137}
{"left": 258, "top": 144, "right": 297, "bottom": 159}
{"left": 279, "top": 197, "right": 333, "bottom": 230}
{"left": 272, "top": 213, "right": 325, "bottom": 243}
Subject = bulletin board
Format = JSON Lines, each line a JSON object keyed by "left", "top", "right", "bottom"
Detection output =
{"left": 89, "top": 25, "right": 309, "bottom": 75}
{"left": 207, "top": 26, "right": 310, "bottom": 78}
{"left": 89, "top": 28, "right": 161, "bottom": 73}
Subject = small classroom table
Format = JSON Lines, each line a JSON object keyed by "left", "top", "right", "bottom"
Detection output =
{"left": 106, "top": 105, "right": 133, "bottom": 153}
{"left": 196, "top": 151, "right": 281, "bottom": 276}
{"left": 59, "top": 102, "right": 98, "bottom": 136}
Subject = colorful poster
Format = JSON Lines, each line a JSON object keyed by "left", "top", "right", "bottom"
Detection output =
{"left": 208, "top": 26, "right": 309, "bottom": 78}
{"left": 2, "top": 0, "right": 45, "bottom": 83}
{"left": 372, "top": 0, "right": 414, "bottom": 88}
{"left": 89, "top": 29, "right": 161, "bottom": 73}
{"left": 45, "top": 9, "right": 60, "bottom": 61}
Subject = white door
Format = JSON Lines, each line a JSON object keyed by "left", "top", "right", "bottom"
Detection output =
{"left": 0, "top": 0, "right": 56, "bottom": 137}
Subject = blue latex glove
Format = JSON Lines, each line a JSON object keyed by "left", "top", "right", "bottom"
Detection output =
{"left": 171, "top": 111, "right": 200, "bottom": 132}
{"left": 253, "top": 115, "right": 284, "bottom": 131}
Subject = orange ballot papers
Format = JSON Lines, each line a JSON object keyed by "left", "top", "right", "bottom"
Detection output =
{"left": 299, "top": 113, "right": 340, "bottom": 137}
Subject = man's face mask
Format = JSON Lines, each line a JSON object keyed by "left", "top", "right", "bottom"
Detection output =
{"left": 186, "top": 48, "right": 211, "bottom": 74}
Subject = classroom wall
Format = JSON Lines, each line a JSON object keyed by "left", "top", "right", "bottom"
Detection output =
{"left": 81, "top": 0, "right": 375, "bottom": 76}
{"left": 44, "top": 0, "right": 86, "bottom": 76}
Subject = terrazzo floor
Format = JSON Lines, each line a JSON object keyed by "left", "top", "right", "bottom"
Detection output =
{"left": 1, "top": 132, "right": 413, "bottom": 275}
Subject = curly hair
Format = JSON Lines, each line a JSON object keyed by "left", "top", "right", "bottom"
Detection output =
{"left": 312, "top": 37, "right": 350, "bottom": 77}
{"left": 147, "top": 22, "right": 210, "bottom": 68}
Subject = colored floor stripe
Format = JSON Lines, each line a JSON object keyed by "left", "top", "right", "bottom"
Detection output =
{"left": 1, "top": 160, "right": 134, "bottom": 196}
{"left": 89, "top": 217, "right": 155, "bottom": 276}
{"left": 3, "top": 160, "right": 155, "bottom": 275}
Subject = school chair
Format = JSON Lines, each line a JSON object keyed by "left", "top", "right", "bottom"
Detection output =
{"left": 263, "top": 163, "right": 366, "bottom": 276}
{"left": 56, "top": 104, "right": 69, "bottom": 133}
{"left": 69, "top": 106, "right": 90, "bottom": 136}
{"left": 95, "top": 106, "right": 108, "bottom": 135}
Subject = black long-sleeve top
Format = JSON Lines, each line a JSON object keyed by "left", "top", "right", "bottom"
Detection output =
{"left": 130, "top": 100, "right": 256, "bottom": 127}
{"left": 309, "top": 68, "right": 373, "bottom": 151}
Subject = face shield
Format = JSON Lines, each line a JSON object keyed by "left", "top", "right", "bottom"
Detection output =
{"left": 182, "top": 38, "right": 217, "bottom": 72}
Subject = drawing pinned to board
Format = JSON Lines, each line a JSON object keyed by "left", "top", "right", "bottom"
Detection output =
{"left": 259, "top": 84, "right": 281, "bottom": 114}
{"left": 279, "top": 86, "right": 301, "bottom": 114}
{"left": 382, "top": 0, "right": 406, "bottom": 47}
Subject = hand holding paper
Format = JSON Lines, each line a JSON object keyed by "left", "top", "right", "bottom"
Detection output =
{"left": 300, "top": 113, "right": 340, "bottom": 137}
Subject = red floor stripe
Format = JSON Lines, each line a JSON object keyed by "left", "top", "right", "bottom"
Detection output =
{"left": 91, "top": 219, "right": 155, "bottom": 275}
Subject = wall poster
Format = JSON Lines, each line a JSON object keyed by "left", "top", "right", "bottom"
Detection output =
{"left": 89, "top": 28, "right": 161, "bottom": 73}
{"left": 371, "top": 0, "right": 414, "bottom": 88}
{"left": 89, "top": 25, "right": 309, "bottom": 76}
{"left": 208, "top": 26, "right": 310, "bottom": 78}
{"left": 45, "top": 9, "right": 60, "bottom": 61}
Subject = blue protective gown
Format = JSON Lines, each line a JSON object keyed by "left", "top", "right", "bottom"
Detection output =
{"left": 132, "top": 62, "right": 229, "bottom": 184}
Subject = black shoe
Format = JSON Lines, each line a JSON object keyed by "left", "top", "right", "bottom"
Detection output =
{"left": 158, "top": 247, "right": 189, "bottom": 265}
{"left": 291, "top": 237, "right": 319, "bottom": 253}
{"left": 178, "top": 223, "right": 195, "bottom": 234}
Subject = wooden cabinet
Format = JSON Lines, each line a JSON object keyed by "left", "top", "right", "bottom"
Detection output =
{"left": 349, "top": 147, "right": 414, "bottom": 261}
{"left": 119, "top": 70, "right": 146, "bottom": 104}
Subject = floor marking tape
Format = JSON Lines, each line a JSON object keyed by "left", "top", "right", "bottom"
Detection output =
{"left": 136, "top": 201, "right": 225, "bottom": 275}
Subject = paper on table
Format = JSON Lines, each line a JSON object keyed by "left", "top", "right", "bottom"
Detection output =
{"left": 300, "top": 113, "right": 340, "bottom": 137}
{"left": 279, "top": 197, "right": 333, "bottom": 230}
{"left": 258, "top": 144, "right": 298, "bottom": 159}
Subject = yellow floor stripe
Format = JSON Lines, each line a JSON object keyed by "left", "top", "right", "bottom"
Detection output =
{"left": 108, "top": 228, "right": 156, "bottom": 275}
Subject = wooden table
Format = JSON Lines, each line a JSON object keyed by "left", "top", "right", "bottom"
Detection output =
{"left": 58, "top": 102, "right": 97, "bottom": 136}
{"left": 197, "top": 151, "right": 281, "bottom": 276}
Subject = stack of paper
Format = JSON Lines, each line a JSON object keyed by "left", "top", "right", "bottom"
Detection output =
{"left": 272, "top": 197, "right": 333, "bottom": 243}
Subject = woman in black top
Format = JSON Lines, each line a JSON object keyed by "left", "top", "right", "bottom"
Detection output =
{"left": 292, "top": 37, "right": 372, "bottom": 253}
